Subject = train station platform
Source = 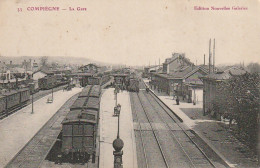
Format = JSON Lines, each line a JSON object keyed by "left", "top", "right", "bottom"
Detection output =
{"left": 143, "top": 79, "right": 258, "bottom": 168}
{"left": 99, "top": 88, "right": 138, "bottom": 168}
{"left": 0, "top": 88, "right": 82, "bottom": 168}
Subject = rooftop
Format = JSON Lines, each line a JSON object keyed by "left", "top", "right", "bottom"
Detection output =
{"left": 153, "top": 65, "right": 208, "bottom": 80}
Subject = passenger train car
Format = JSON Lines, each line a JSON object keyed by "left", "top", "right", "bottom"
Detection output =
{"left": 0, "top": 88, "right": 30, "bottom": 118}
{"left": 38, "top": 76, "right": 69, "bottom": 90}
{"left": 61, "top": 84, "right": 101, "bottom": 163}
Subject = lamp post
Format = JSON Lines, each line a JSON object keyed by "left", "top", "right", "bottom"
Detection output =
{"left": 31, "top": 91, "right": 34, "bottom": 114}
{"left": 52, "top": 88, "right": 54, "bottom": 102}
{"left": 114, "top": 87, "right": 119, "bottom": 107}
{"left": 112, "top": 104, "right": 124, "bottom": 168}
{"left": 258, "top": 112, "right": 260, "bottom": 166}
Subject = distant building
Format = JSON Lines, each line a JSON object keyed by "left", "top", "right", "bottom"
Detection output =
{"left": 79, "top": 64, "right": 99, "bottom": 74}
{"left": 32, "top": 60, "right": 39, "bottom": 72}
{"left": 149, "top": 52, "right": 208, "bottom": 103}
{"left": 0, "top": 61, "right": 7, "bottom": 73}
{"left": 32, "top": 67, "right": 54, "bottom": 81}
{"left": 0, "top": 61, "right": 30, "bottom": 89}
{"left": 162, "top": 53, "right": 194, "bottom": 74}
{"left": 22, "top": 59, "right": 32, "bottom": 72}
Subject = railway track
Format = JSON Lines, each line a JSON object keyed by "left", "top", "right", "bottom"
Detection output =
{"left": 5, "top": 81, "right": 111, "bottom": 168}
{"left": 130, "top": 80, "right": 226, "bottom": 168}
{"left": 5, "top": 93, "right": 81, "bottom": 168}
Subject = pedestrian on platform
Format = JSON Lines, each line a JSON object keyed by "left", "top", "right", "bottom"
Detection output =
{"left": 176, "top": 96, "right": 180, "bottom": 105}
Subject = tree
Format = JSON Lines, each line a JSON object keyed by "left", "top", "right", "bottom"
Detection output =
{"left": 1, "top": 75, "right": 6, "bottom": 83}
{"left": 247, "top": 63, "right": 260, "bottom": 73}
{"left": 51, "top": 62, "right": 58, "bottom": 69}
{"left": 217, "top": 73, "right": 260, "bottom": 147}
{"left": 40, "top": 56, "right": 48, "bottom": 67}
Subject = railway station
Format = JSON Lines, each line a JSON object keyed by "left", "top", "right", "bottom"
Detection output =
{"left": 0, "top": 63, "right": 258, "bottom": 168}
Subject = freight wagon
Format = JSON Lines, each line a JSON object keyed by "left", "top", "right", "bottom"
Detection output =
{"left": 61, "top": 84, "right": 101, "bottom": 163}
{"left": 61, "top": 108, "right": 98, "bottom": 163}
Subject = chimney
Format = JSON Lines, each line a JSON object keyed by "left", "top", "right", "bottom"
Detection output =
{"left": 209, "top": 39, "right": 211, "bottom": 74}
{"left": 204, "top": 54, "right": 205, "bottom": 65}
{"left": 3, "top": 62, "right": 5, "bottom": 64}
{"left": 10, "top": 61, "right": 12, "bottom": 65}
{"left": 213, "top": 39, "right": 215, "bottom": 73}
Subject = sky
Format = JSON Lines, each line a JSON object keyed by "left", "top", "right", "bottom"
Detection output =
{"left": 0, "top": 0, "right": 259, "bottom": 66}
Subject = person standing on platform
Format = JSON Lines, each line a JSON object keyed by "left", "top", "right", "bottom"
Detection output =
{"left": 176, "top": 96, "right": 180, "bottom": 105}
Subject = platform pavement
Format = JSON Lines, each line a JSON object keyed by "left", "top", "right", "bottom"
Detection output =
{"left": 0, "top": 87, "right": 82, "bottom": 168}
{"left": 99, "top": 88, "right": 138, "bottom": 168}
{"left": 144, "top": 79, "right": 258, "bottom": 168}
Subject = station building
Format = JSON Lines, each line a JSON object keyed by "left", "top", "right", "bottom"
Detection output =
{"left": 149, "top": 53, "right": 209, "bottom": 104}
{"left": 200, "top": 66, "right": 247, "bottom": 119}
{"left": 150, "top": 65, "right": 208, "bottom": 104}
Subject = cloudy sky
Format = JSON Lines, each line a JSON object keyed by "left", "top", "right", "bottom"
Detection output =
{"left": 0, "top": 0, "right": 259, "bottom": 66}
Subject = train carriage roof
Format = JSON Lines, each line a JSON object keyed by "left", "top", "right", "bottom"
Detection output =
{"left": 70, "top": 97, "right": 88, "bottom": 110}
{"left": 0, "top": 88, "right": 29, "bottom": 97}
{"left": 83, "top": 108, "right": 99, "bottom": 114}
{"left": 2, "top": 90, "right": 19, "bottom": 96}
{"left": 19, "top": 88, "right": 30, "bottom": 92}
{"left": 113, "top": 74, "right": 129, "bottom": 77}
{"left": 78, "top": 85, "right": 92, "bottom": 97}
{"left": 89, "top": 85, "right": 101, "bottom": 97}
{"left": 62, "top": 109, "right": 98, "bottom": 124}
{"left": 85, "top": 97, "right": 100, "bottom": 110}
